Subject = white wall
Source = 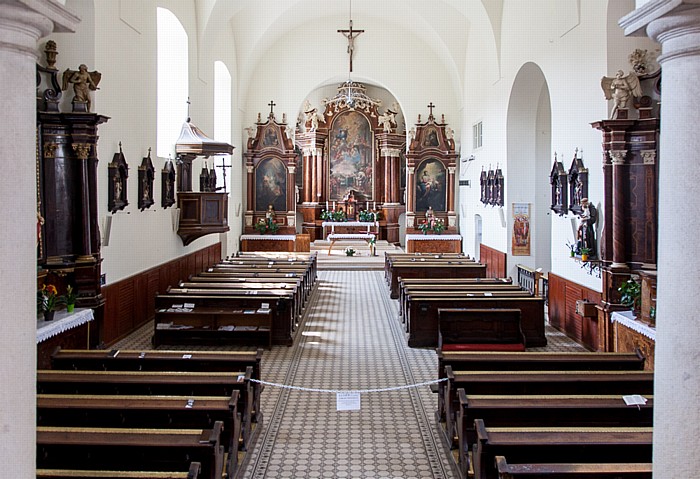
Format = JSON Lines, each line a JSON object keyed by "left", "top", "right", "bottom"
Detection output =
{"left": 44, "top": 0, "right": 240, "bottom": 284}
{"left": 459, "top": 0, "right": 656, "bottom": 291}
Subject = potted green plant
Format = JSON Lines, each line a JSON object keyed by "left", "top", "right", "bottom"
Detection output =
{"left": 618, "top": 278, "right": 641, "bottom": 313}
{"left": 580, "top": 247, "right": 590, "bottom": 262}
{"left": 64, "top": 285, "right": 77, "bottom": 313}
{"left": 368, "top": 236, "right": 377, "bottom": 256}
{"left": 344, "top": 247, "right": 356, "bottom": 257}
{"left": 254, "top": 217, "right": 279, "bottom": 235}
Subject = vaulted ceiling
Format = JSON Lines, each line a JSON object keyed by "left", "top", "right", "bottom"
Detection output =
{"left": 196, "top": 0, "right": 503, "bottom": 101}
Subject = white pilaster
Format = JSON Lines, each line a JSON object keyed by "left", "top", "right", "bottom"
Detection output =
{"left": 0, "top": 2, "right": 77, "bottom": 477}
{"left": 621, "top": 3, "right": 700, "bottom": 477}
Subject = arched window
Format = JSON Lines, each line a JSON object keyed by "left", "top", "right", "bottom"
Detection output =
{"left": 214, "top": 61, "right": 232, "bottom": 192}
{"left": 156, "top": 8, "right": 188, "bottom": 159}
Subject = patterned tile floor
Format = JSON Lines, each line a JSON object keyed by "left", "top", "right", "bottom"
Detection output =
{"left": 114, "top": 270, "right": 585, "bottom": 479}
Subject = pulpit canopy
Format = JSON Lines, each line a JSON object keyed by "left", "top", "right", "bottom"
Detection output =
{"left": 176, "top": 119, "right": 234, "bottom": 157}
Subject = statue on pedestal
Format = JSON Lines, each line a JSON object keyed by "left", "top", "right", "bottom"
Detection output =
{"left": 601, "top": 70, "right": 642, "bottom": 119}
{"left": 62, "top": 64, "right": 101, "bottom": 112}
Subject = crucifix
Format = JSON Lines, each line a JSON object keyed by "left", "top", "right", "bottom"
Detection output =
{"left": 268, "top": 100, "right": 276, "bottom": 118}
{"left": 216, "top": 157, "right": 232, "bottom": 193}
{"left": 338, "top": 19, "right": 364, "bottom": 73}
{"left": 427, "top": 102, "right": 436, "bottom": 119}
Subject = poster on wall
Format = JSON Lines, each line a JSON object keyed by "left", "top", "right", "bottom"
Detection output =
{"left": 512, "top": 203, "right": 531, "bottom": 256}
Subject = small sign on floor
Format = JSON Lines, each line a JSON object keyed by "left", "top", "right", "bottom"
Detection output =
{"left": 336, "top": 392, "right": 361, "bottom": 411}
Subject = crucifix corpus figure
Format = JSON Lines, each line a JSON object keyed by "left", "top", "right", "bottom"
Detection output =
{"left": 338, "top": 19, "right": 364, "bottom": 73}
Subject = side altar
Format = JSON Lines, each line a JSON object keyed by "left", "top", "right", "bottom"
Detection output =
{"left": 405, "top": 234, "right": 462, "bottom": 254}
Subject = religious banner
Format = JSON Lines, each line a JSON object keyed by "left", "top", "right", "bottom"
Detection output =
{"left": 512, "top": 203, "right": 530, "bottom": 256}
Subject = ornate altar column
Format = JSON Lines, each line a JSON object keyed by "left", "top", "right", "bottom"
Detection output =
{"left": 287, "top": 166, "right": 297, "bottom": 228}
{"left": 0, "top": 3, "right": 78, "bottom": 477}
{"left": 406, "top": 166, "right": 416, "bottom": 228}
{"left": 244, "top": 164, "right": 254, "bottom": 229}
{"left": 621, "top": 3, "right": 700, "bottom": 477}
{"left": 608, "top": 150, "right": 628, "bottom": 269}
{"left": 447, "top": 166, "right": 457, "bottom": 228}
{"left": 377, "top": 132, "right": 406, "bottom": 243}
{"left": 302, "top": 147, "right": 314, "bottom": 203}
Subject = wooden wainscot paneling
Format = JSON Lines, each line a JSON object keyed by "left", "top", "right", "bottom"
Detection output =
{"left": 548, "top": 272, "right": 602, "bottom": 350}
{"left": 101, "top": 243, "right": 221, "bottom": 345}
{"left": 479, "top": 244, "right": 507, "bottom": 278}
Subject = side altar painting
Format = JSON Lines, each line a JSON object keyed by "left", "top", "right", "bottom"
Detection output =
{"left": 415, "top": 158, "right": 446, "bottom": 212}
{"left": 329, "top": 111, "right": 373, "bottom": 201}
{"left": 255, "top": 157, "right": 287, "bottom": 213}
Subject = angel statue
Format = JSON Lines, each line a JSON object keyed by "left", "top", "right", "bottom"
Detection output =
{"left": 62, "top": 64, "right": 101, "bottom": 112}
{"left": 601, "top": 70, "right": 642, "bottom": 119}
{"left": 378, "top": 109, "right": 396, "bottom": 133}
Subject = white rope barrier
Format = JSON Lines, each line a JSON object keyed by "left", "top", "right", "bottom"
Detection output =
{"left": 249, "top": 377, "right": 448, "bottom": 394}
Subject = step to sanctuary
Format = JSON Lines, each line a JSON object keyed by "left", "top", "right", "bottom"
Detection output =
{"left": 311, "top": 240, "right": 403, "bottom": 270}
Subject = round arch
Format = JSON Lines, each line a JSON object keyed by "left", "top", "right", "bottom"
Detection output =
{"left": 506, "top": 62, "right": 551, "bottom": 275}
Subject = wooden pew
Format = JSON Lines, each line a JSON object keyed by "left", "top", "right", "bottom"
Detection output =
{"left": 398, "top": 281, "right": 520, "bottom": 320}
{"left": 438, "top": 308, "right": 527, "bottom": 352}
{"left": 388, "top": 261, "right": 486, "bottom": 299}
{"left": 435, "top": 350, "right": 646, "bottom": 424}
{"left": 155, "top": 290, "right": 296, "bottom": 346}
{"left": 494, "top": 456, "right": 652, "bottom": 479}
{"left": 399, "top": 289, "right": 531, "bottom": 327}
{"left": 37, "top": 462, "right": 202, "bottom": 479}
{"left": 473, "top": 421, "right": 653, "bottom": 479}
{"left": 37, "top": 368, "right": 256, "bottom": 450}
{"left": 384, "top": 252, "right": 467, "bottom": 283}
{"left": 442, "top": 368, "right": 654, "bottom": 450}
{"left": 405, "top": 295, "right": 546, "bottom": 348}
{"left": 455, "top": 394, "right": 653, "bottom": 479}
{"left": 50, "top": 348, "right": 263, "bottom": 424}
{"left": 37, "top": 424, "right": 224, "bottom": 479}
{"left": 37, "top": 393, "right": 241, "bottom": 476}
{"left": 195, "top": 271, "right": 312, "bottom": 303}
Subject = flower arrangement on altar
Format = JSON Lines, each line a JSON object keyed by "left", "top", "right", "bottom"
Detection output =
{"left": 38, "top": 284, "right": 63, "bottom": 320}
{"left": 418, "top": 217, "right": 445, "bottom": 235}
{"left": 254, "top": 217, "right": 280, "bottom": 234}
{"left": 320, "top": 209, "right": 347, "bottom": 222}
{"left": 344, "top": 247, "right": 356, "bottom": 257}
{"left": 358, "top": 210, "right": 380, "bottom": 222}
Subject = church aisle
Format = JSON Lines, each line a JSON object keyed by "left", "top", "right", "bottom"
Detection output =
{"left": 242, "top": 270, "right": 454, "bottom": 479}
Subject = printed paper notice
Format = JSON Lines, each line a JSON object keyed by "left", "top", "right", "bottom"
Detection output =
{"left": 623, "top": 394, "right": 648, "bottom": 406}
{"left": 337, "top": 392, "right": 361, "bottom": 411}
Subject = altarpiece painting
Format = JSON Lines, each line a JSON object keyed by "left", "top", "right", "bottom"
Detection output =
{"left": 328, "top": 110, "right": 373, "bottom": 201}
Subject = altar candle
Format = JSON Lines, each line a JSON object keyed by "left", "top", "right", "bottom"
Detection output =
{"left": 326, "top": 201, "right": 329, "bottom": 210}
{"left": 366, "top": 201, "right": 369, "bottom": 210}
{"left": 333, "top": 201, "right": 336, "bottom": 210}
{"left": 373, "top": 201, "right": 376, "bottom": 210}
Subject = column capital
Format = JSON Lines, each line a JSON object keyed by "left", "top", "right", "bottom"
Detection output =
{"left": 641, "top": 150, "right": 657, "bottom": 164}
{"left": 288, "top": 166, "right": 296, "bottom": 174}
{"left": 0, "top": 1, "right": 79, "bottom": 57}
{"left": 620, "top": 1, "right": 700, "bottom": 63}
{"left": 609, "top": 150, "right": 628, "bottom": 165}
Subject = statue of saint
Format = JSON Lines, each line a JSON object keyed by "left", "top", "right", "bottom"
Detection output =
{"left": 576, "top": 198, "right": 597, "bottom": 255}
{"left": 265, "top": 204, "right": 276, "bottom": 225}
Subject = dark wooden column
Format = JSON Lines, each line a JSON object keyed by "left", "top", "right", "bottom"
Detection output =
{"left": 609, "top": 149, "right": 627, "bottom": 268}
